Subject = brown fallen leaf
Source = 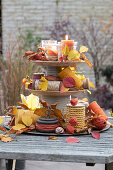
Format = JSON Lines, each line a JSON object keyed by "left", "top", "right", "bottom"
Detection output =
{"left": 47, "top": 136, "right": 58, "bottom": 140}
{"left": 1, "top": 136, "right": 14, "bottom": 143}
{"left": 0, "top": 126, "right": 6, "bottom": 132}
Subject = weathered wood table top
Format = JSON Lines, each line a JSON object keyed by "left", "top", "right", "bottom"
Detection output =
{"left": 0, "top": 120, "right": 113, "bottom": 165}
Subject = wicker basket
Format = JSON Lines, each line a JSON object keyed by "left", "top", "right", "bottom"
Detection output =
{"left": 66, "top": 104, "right": 85, "bottom": 130}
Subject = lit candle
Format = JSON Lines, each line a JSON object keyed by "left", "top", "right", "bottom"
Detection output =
{"left": 61, "top": 35, "right": 74, "bottom": 50}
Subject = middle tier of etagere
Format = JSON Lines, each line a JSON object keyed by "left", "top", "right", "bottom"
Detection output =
{"left": 27, "top": 60, "right": 86, "bottom": 114}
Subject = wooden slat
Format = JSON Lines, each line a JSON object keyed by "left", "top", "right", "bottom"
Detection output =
{"left": 0, "top": 120, "right": 113, "bottom": 164}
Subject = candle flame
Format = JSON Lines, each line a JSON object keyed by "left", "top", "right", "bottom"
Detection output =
{"left": 65, "top": 35, "right": 69, "bottom": 40}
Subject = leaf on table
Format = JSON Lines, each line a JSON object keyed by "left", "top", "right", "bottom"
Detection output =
{"left": 15, "top": 128, "right": 28, "bottom": 135}
{"left": 51, "top": 103, "right": 57, "bottom": 109}
{"left": 0, "top": 134, "right": 3, "bottom": 139}
{"left": 34, "top": 108, "right": 46, "bottom": 117}
{"left": 91, "top": 132, "right": 100, "bottom": 140}
{"left": 60, "top": 84, "right": 69, "bottom": 93}
{"left": 66, "top": 137, "right": 80, "bottom": 143}
{"left": 1, "top": 136, "right": 14, "bottom": 143}
{"left": 0, "top": 126, "right": 6, "bottom": 132}
{"left": 6, "top": 128, "right": 17, "bottom": 135}
{"left": 22, "top": 114, "right": 33, "bottom": 127}
{"left": 47, "top": 136, "right": 58, "bottom": 140}
{"left": 79, "top": 46, "right": 88, "bottom": 53}
{"left": 0, "top": 117, "right": 3, "bottom": 124}
{"left": 12, "top": 124, "right": 26, "bottom": 130}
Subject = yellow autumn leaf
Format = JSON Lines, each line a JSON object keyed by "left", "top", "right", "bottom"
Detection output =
{"left": 12, "top": 124, "right": 26, "bottom": 130}
{"left": 39, "top": 77, "right": 48, "bottom": 91}
{"left": 22, "top": 114, "right": 33, "bottom": 127}
{"left": 89, "top": 81, "right": 95, "bottom": 88}
{"left": 20, "top": 94, "right": 40, "bottom": 111}
{"left": 63, "top": 45, "right": 69, "bottom": 56}
{"left": 21, "top": 94, "right": 28, "bottom": 106}
{"left": 79, "top": 46, "right": 88, "bottom": 53}
{"left": 77, "top": 74, "right": 86, "bottom": 80}
{"left": 26, "top": 93, "right": 40, "bottom": 110}
{"left": 68, "top": 50, "right": 80, "bottom": 60}
{"left": 0, "top": 117, "right": 3, "bottom": 124}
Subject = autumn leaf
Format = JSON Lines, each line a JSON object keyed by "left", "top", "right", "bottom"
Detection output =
{"left": 89, "top": 81, "right": 95, "bottom": 88}
{"left": 79, "top": 46, "right": 88, "bottom": 53}
{"left": 0, "top": 117, "right": 3, "bottom": 124}
{"left": 47, "top": 136, "right": 58, "bottom": 140}
{"left": 77, "top": 74, "right": 86, "bottom": 80}
{"left": 81, "top": 54, "right": 93, "bottom": 70}
{"left": 34, "top": 108, "right": 46, "bottom": 117}
{"left": 6, "top": 128, "right": 17, "bottom": 135}
{"left": 63, "top": 45, "right": 69, "bottom": 56}
{"left": 26, "top": 94, "right": 40, "bottom": 110}
{"left": 51, "top": 103, "right": 57, "bottom": 109}
{"left": 60, "top": 84, "right": 69, "bottom": 93}
{"left": 1, "top": 136, "right": 14, "bottom": 143}
{"left": 66, "top": 137, "right": 80, "bottom": 143}
{"left": 82, "top": 98, "right": 88, "bottom": 102}
{"left": 0, "top": 126, "right": 6, "bottom": 132}
{"left": 40, "top": 99, "right": 50, "bottom": 107}
{"left": 17, "top": 102, "right": 29, "bottom": 110}
{"left": 68, "top": 50, "right": 80, "bottom": 60}
{"left": 6, "top": 106, "right": 18, "bottom": 115}
{"left": 91, "top": 132, "right": 100, "bottom": 140}
{"left": 20, "top": 94, "right": 40, "bottom": 111}
{"left": 0, "top": 134, "right": 3, "bottom": 139}
{"left": 54, "top": 109, "right": 64, "bottom": 119}
{"left": 12, "top": 124, "right": 26, "bottom": 130}
{"left": 22, "top": 114, "right": 33, "bottom": 127}
{"left": 39, "top": 77, "right": 48, "bottom": 91}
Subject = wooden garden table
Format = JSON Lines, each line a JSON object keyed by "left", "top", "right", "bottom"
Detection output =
{"left": 0, "top": 119, "right": 113, "bottom": 170}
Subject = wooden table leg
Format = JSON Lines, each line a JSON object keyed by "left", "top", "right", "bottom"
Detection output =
{"left": 105, "top": 163, "right": 113, "bottom": 170}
